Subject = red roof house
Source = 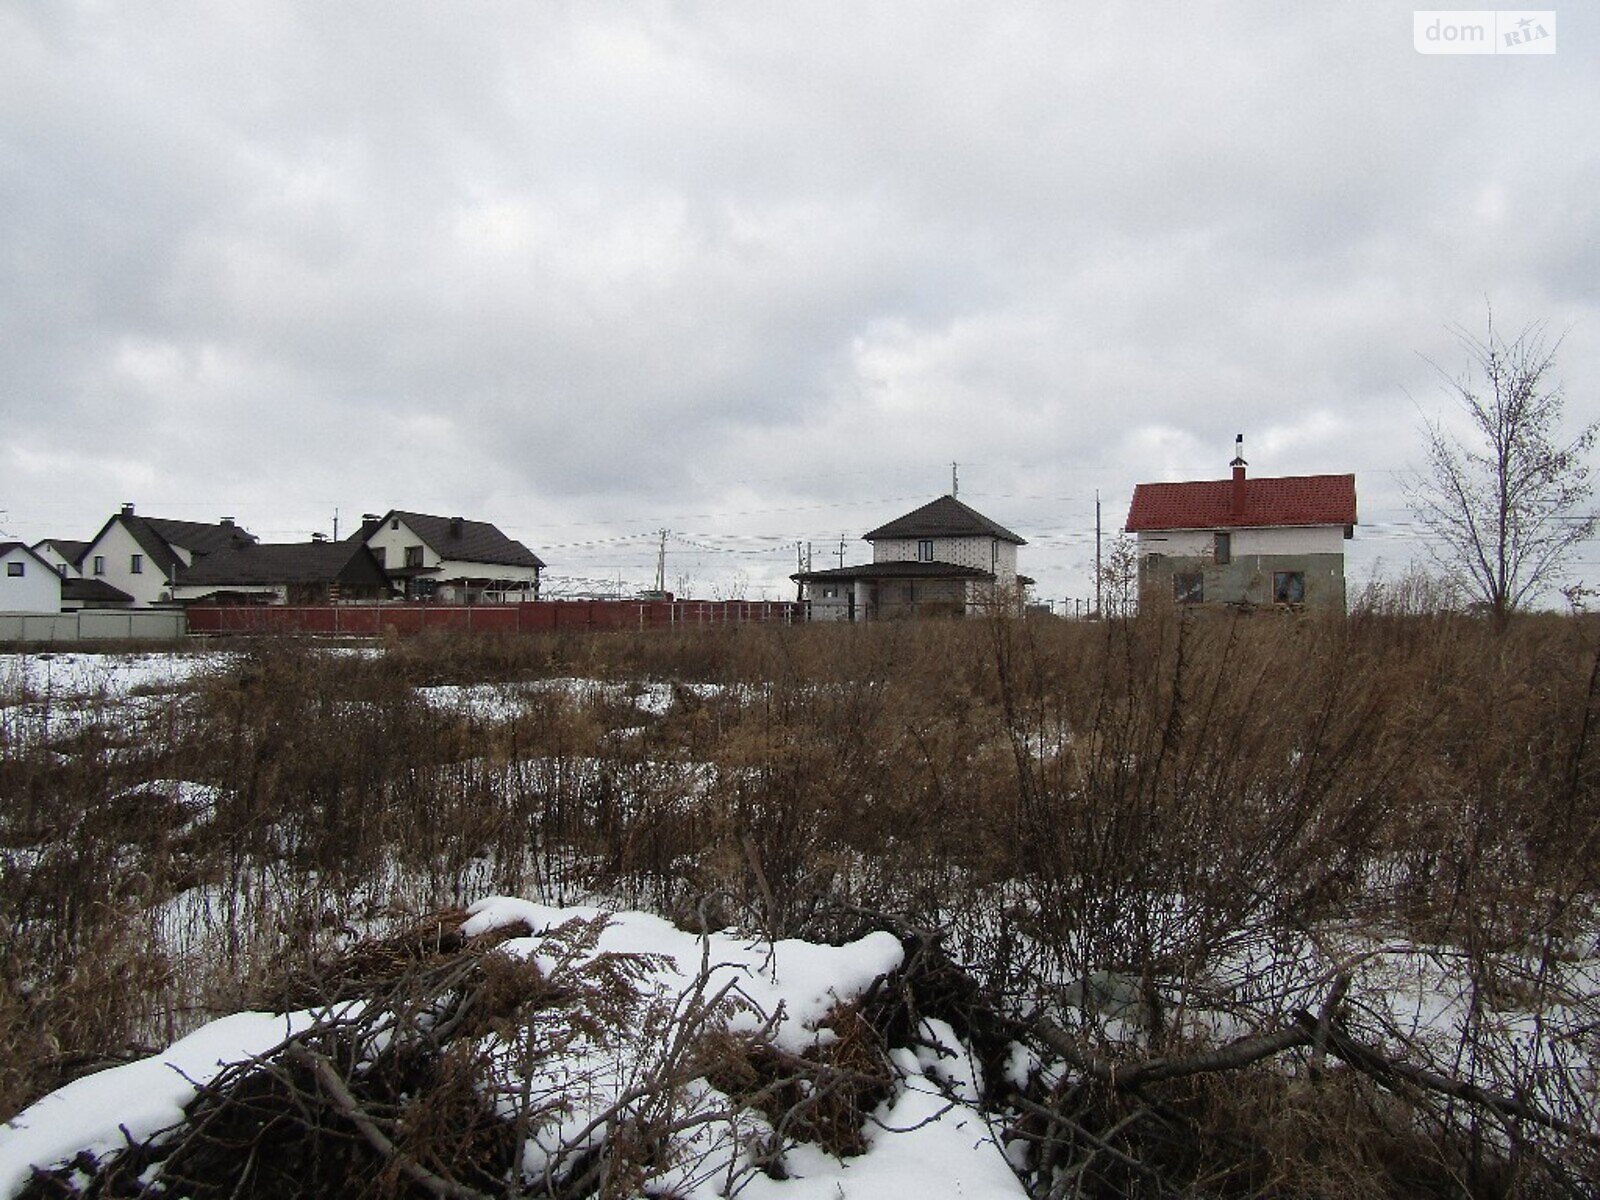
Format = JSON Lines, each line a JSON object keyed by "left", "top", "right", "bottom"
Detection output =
{"left": 1126, "top": 473, "right": 1357, "bottom": 533}
{"left": 1126, "top": 438, "right": 1357, "bottom": 613}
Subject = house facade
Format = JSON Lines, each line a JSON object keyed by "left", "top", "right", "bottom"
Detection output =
{"left": 355, "top": 511, "right": 545, "bottom": 603}
{"left": 74, "top": 505, "right": 257, "bottom": 607}
{"left": 1126, "top": 441, "right": 1357, "bottom": 613}
{"left": 0, "top": 543, "right": 65, "bottom": 613}
{"left": 793, "top": 495, "right": 1030, "bottom": 621}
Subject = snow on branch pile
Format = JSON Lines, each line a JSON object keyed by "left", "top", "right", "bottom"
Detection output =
{"left": 0, "top": 901, "right": 1019, "bottom": 1199}
{"left": 3, "top": 900, "right": 1598, "bottom": 1198}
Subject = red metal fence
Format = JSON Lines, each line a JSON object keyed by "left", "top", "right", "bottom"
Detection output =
{"left": 185, "top": 599, "right": 801, "bottom": 637}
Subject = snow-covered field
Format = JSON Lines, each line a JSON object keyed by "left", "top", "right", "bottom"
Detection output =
{"left": 416, "top": 676, "right": 730, "bottom": 723}
{"left": 0, "top": 651, "right": 233, "bottom": 752}
{"left": 0, "top": 651, "right": 232, "bottom": 704}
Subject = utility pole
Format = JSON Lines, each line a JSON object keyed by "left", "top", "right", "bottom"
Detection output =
{"left": 837, "top": 535, "right": 846, "bottom": 569}
{"left": 951, "top": 462, "right": 959, "bottom": 497}
{"left": 332, "top": 507, "right": 339, "bottom": 541}
{"left": 655, "top": 529, "right": 668, "bottom": 596}
{"left": 1094, "top": 490, "right": 1103, "bottom": 619}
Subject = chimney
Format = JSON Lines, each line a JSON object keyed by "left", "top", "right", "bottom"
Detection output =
{"left": 121, "top": 502, "right": 135, "bottom": 517}
{"left": 359, "top": 513, "right": 382, "bottom": 540}
{"left": 311, "top": 532, "right": 328, "bottom": 543}
{"left": 450, "top": 516, "right": 464, "bottom": 537}
{"left": 1230, "top": 434, "right": 1247, "bottom": 519}
{"left": 220, "top": 517, "right": 234, "bottom": 529}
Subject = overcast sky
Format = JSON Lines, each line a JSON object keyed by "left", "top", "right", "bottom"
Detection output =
{"left": 3, "top": 2, "right": 1597, "bottom": 605}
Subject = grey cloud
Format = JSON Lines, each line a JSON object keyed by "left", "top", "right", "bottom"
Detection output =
{"left": 3, "top": 1, "right": 1598, "bottom": 603}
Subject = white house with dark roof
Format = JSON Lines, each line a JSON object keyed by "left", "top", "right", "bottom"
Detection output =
{"left": 354, "top": 511, "right": 546, "bottom": 603}
{"left": 792, "top": 495, "right": 1030, "bottom": 621}
{"left": 0, "top": 543, "right": 65, "bottom": 613}
{"left": 75, "top": 504, "right": 258, "bottom": 607}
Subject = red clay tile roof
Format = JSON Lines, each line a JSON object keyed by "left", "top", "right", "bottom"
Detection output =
{"left": 1125, "top": 473, "right": 1357, "bottom": 532}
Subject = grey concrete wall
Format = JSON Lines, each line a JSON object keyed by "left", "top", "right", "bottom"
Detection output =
{"left": 0, "top": 609, "right": 187, "bottom": 643}
{"left": 1138, "top": 552, "right": 1348, "bottom": 613}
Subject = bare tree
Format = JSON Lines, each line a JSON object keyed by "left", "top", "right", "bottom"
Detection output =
{"left": 1095, "top": 532, "right": 1140, "bottom": 619}
{"left": 1407, "top": 313, "right": 1598, "bottom": 627}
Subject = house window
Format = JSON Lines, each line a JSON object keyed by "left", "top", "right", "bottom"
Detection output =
{"left": 93, "top": 555, "right": 106, "bottom": 576}
{"left": 404, "top": 545, "right": 424, "bottom": 569}
{"left": 918, "top": 540, "right": 934, "bottom": 562}
{"left": 6, "top": 562, "right": 23, "bottom": 577}
{"left": 130, "top": 554, "right": 143, "bottom": 574}
{"left": 1173, "top": 573, "right": 1203, "bottom": 604}
{"left": 821, "top": 586, "right": 838, "bottom": 599}
{"left": 370, "top": 546, "right": 386, "bottom": 569}
{"left": 1214, "top": 532, "right": 1231, "bottom": 565}
{"left": 1273, "top": 571, "right": 1306, "bottom": 604}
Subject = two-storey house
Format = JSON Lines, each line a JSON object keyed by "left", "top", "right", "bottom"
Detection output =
{"left": 354, "top": 511, "right": 545, "bottom": 602}
{"left": 1126, "top": 439, "right": 1358, "bottom": 613}
{"left": 74, "top": 505, "right": 257, "bottom": 607}
{"left": 792, "top": 495, "right": 1030, "bottom": 621}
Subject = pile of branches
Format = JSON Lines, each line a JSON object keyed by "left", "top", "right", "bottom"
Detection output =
{"left": 19, "top": 908, "right": 1600, "bottom": 1199}
{"left": 855, "top": 912, "right": 1600, "bottom": 1200}
{"left": 18, "top": 910, "right": 895, "bottom": 1200}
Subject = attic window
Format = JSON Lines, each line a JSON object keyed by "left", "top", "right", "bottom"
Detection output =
{"left": 405, "top": 545, "right": 424, "bottom": 569}
{"left": 130, "top": 554, "right": 143, "bottom": 574}
{"left": 6, "top": 562, "right": 22, "bottom": 578}
{"left": 93, "top": 556, "right": 106, "bottom": 576}
{"left": 918, "top": 540, "right": 934, "bottom": 562}
{"left": 391, "top": 518, "right": 400, "bottom": 530}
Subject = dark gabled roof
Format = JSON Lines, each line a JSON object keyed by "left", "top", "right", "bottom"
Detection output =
{"left": 372, "top": 511, "right": 546, "bottom": 570}
{"left": 75, "top": 512, "right": 257, "bottom": 576}
{"left": 862, "top": 495, "right": 1027, "bottom": 545}
{"left": 62, "top": 578, "right": 135, "bottom": 604}
{"left": 1125, "top": 474, "right": 1358, "bottom": 532}
{"left": 143, "top": 517, "right": 258, "bottom": 555}
{"left": 791, "top": 560, "right": 996, "bottom": 583}
{"left": 33, "top": 538, "right": 88, "bottom": 562}
{"left": 177, "top": 541, "right": 389, "bottom": 588}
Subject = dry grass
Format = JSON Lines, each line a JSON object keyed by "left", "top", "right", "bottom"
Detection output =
{"left": 3, "top": 611, "right": 1599, "bottom": 1195}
